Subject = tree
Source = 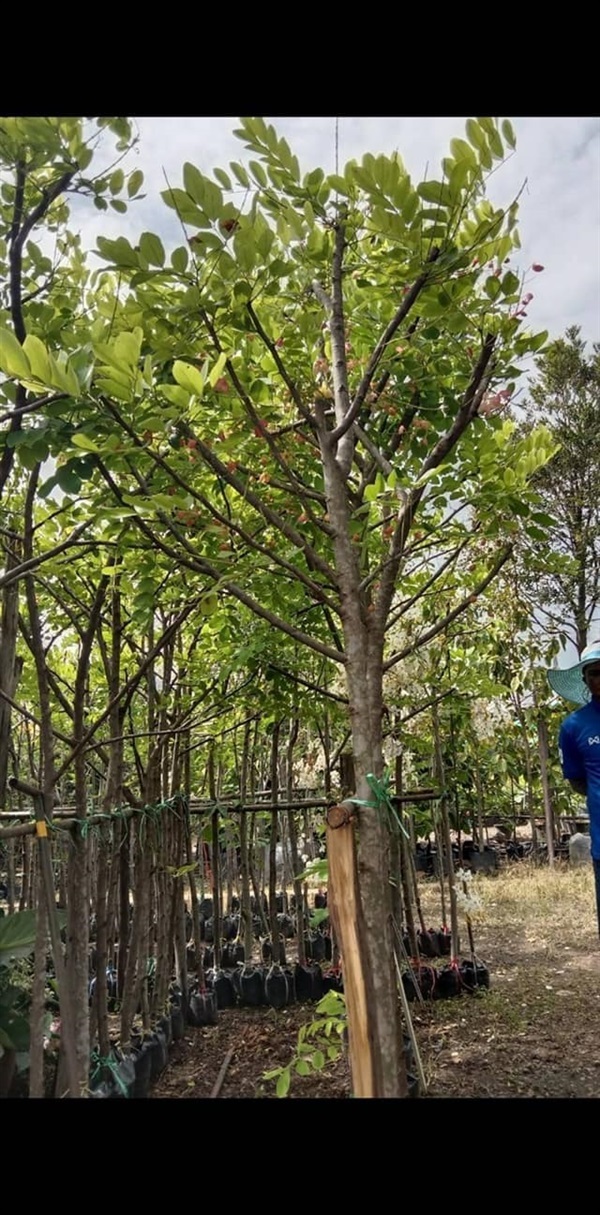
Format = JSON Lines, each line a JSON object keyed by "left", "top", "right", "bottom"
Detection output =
{"left": 521, "top": 325, "right": 600, "bottom": 654}
{"left": 0, "top": 116, "right": 558, "bottom": 1097}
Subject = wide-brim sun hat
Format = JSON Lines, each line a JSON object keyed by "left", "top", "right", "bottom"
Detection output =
{"left": 547, "top": 640, "right": 600, "bottom": 705}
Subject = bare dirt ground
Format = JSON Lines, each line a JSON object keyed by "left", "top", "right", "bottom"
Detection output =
{"left": 152, "top": 861, "right": 600, "bottom": 1100}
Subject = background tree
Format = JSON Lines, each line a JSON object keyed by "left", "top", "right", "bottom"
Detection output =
{"left": 520, "top": 325, "right": 600, "bottom": 654}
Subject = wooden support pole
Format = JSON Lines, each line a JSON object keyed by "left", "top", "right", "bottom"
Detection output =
{"left": 326, "top": 802, "right": 374, "bottom": 1098}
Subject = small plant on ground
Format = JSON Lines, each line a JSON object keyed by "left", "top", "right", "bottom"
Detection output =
{"left": 263, "top": 989, "right": 347, "bottom": 1097}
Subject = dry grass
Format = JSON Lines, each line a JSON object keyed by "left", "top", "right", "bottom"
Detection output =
{"left": 412, "top": 859, "right": 600, "bottom": 1098}
{"left": 419, "top": 859, "right": 598, "bottom": 953}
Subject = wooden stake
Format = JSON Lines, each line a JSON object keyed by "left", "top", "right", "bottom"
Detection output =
{"left": 326, "top": 803, "right": 374, "bottom": 1098}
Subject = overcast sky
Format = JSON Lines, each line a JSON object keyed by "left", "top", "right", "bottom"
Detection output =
{"left": 79, "top": 116, "right": 600, "bottom": 353}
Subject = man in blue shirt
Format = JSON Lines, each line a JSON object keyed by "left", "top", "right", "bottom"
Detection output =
{"left": 548, "top": 641, "right": 600, "bottom": 935}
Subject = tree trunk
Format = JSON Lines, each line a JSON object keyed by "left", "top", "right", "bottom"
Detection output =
{"left": 343, "top": 648, "right": 407, "bottom": 1097}
{"left": 537, "top": 714, "right": 556, "bottom": 864}
{"left": 0, "top": 532, "right": 23, "bottom": 808}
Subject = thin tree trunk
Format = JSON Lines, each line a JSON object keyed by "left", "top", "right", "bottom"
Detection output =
{"left": 268, "top": 722, "right": 282, "bottom": 963}
{"left": 537, "top": 714, "right": 556, "bottom": 864}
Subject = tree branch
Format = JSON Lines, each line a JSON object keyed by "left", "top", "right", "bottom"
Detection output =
{"left": 383, "top": 544, "right": 514, "bottom": 672}
{"left": 329, "top": 247, "right": 440, "bottom": 446}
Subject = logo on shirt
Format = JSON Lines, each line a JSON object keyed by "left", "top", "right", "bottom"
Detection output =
{"left": 588, "top": 736, "right": 600, "bottom": 745}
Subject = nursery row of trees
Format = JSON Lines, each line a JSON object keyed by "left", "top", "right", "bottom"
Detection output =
{"left": 0, "top": 116, "right": 598, "bottom": 1097}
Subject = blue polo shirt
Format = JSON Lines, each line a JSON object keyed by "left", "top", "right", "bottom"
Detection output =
{"left": 559, "top": 698, "right": 600, "bottom": 859}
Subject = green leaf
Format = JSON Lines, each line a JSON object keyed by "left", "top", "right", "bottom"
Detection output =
{"left": 109, "top": 169, "right": 124, "bottom": 194}
{"left": 23, "top": 334, "right": 54, "bottom": 384}
{"left": 213, "top": 167, "right": 232, "bottom": 191}
{"left": 501, "top": 270, "right": 520, "bottom": 296}
{"left": 127, "top": 169, "right": 144, "bottom": 197}
{"left": 171, "top": 246, "right": 189, "bottom": 273}
{"left": 71, "top": 432, "right": 102, "bottom": 453}
{"left": 0, "top": 910, "right": 37, "bottom": 965}
{"left": 0, "top": 1011, "right": 30, "bottom": 1053}
{"left": 311, "top": 1049, "right": 326, "bottom": 1070}
{"left": 199, "top": 593, "right": 218, "bottom": 617}
{"left": 160, "top": 384, "right": 191, "bottom": 410}
{"left": 139, "top": 232, "right": 165, "bottom": 267}
{"left": 0, "top": 328, "right": 31, "bottom": 380}
{"left": 110, "top": 199, "right": 128, "bottom": 214}
{"left": 276, "top": 1067, "right": 291, "bottom": 1097}
{"left": 183, "top": 162, "right": 206, "bottom": 206}
{"left": 450, "top": 138, "right": 478, "bottom": 165}
{"left": 485, "top": 276, "right": 502, "bottom": 300}
{"left": 501, "top": 119, "right": 516, "bottom": 149}
{"left": 56, "top": 465, "right": 82, "bottom": 495}
{"left": 466, "top": 118, "right": 488, "bottom": 153}
{"left": 172, "top": 360, "right": 205, "bottom": 396}
{"left": 95, "top": 235, "right": 139, "bottom": 268}
{"left": 208, "top": 351, "right": 227, "bottom": 388}
{"left": 327, "top": 173, "right": 353, "bottom": 196}
{"left": 529, "top": 330, "right": 548, "bottom": 352}
{"left": 295, "top": 1059, "right": 311, "bottom": 1076}
{"left": 160, "top": 188, "right": 208, "bottom": 227}
{"left": 230, "top": 161, "right": 250, "bottom": 188}
{"left": 417, "top": 180, "right": 454, "bottom": 207}
{"left": 248, "top": 160, "right": 268, "bottom": 187}
{"left": 48, "top": 353, "right": 80, "bottom": 396}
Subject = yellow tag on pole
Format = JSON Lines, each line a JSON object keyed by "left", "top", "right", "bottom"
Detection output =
{"left": 36, "top": 820, "right": 48, "bottom": 838}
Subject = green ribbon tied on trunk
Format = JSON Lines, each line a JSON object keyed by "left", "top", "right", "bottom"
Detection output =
{"left": 349, "top": 770, "right": 409, "bottom": 838}
{"left": 90, "top": 1049, "right": 130, "bottom": 1097}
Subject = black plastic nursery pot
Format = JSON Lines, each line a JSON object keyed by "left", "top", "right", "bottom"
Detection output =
{"left": 261, "top": 938, "right": 286, "bottom": 965}
{"left": 221, "top": 941, "right": 245, "bottom": 967}
{"left": 171, "top": 1002, "right": 185, "bottom": 1041}
{"left": 188, "top": 988, "right": 218, "bottom": 1026}
{"left": 222, "top": 915, "right": 239, "bottom": 941}
{"left": 322, "top": 967, "right": 344, "bottom": 994}
{"left": 277, "top": 913, "right": 295, "bottom": 939}
{"left": 459, "top": 960, "right": 491, "bottom": 991}
{"left": 305, "top": 931, "right": 327, "bottom": 963}
{"left": 239, "top": 965, "right": 266, "bottom": 1007}
{"left": 294, "top": 961, "right": 324, "bottom": 1003}
{"left": 283, "top": 965, "right": 296, "bottom": 1004}
{"left": 436, "top": 928, "right": 452, "bottom": 957}
{"left": 432, "top": 964, "right": 461, "bottom": 1000}
{"left": 131, "top": 1041, "right": 153, "bottom": 1099}
{"left": 146, "top": 1025, "right": 169, "bottom": 1080}
{"left": 89, "top": 1051, "right": 136, "bottom": 1099}
{"left": 211, "top": 969, "right": 237, "bottom": 1010}
{"left": 469, "top": 848, "right": 498, "bottom": 873}
{"left": 265, "top": 964, "right": 289, "bottom": 1009}
{"left": 417, "top": 929, "right": 441, "bottom": 959}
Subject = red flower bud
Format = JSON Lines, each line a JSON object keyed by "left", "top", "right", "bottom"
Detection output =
{"left": 531, "top": 263, "right": 544, "bottom": 272}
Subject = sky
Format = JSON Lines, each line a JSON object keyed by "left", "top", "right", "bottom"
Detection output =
{"left": 77, "top": 116, "right": 600, "bottom": 355}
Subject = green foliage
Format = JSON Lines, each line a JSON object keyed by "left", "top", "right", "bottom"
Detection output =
{"left": 262, "top": 989, "right": 347, "bottom": 1096}
{"left": 0, "top": 910, "right": 38, "bottom": 966}
{"left": 0, "top": 913, "right": 39, "bottom": 1060}
{"left": 0, "top": 115, "right": 565, "bottom": 890}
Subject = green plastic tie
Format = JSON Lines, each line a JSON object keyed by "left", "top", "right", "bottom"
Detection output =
{"left": 349, "top": 770, "right": 409, "bottom": 838}
{"left": 90, "top": 1048, "right": 130, "bottom": 1098}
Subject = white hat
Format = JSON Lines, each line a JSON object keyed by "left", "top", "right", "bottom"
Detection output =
{"left": 547, "top": 640, "right": 600, "bottom": 705}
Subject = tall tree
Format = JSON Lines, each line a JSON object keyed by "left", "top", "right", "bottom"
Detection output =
{"left": 0, "top": 116, "right": 558, "bottom": 1097}
{"left": 521, "top": 325, "right": 600, "bottom": 654}
{"left": 0, "top": 116, "right": 143, "bottom": 819}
